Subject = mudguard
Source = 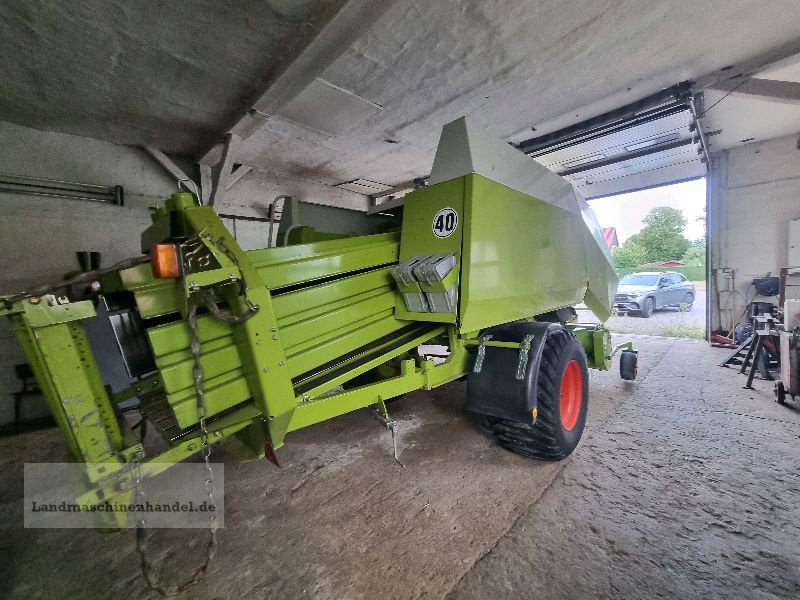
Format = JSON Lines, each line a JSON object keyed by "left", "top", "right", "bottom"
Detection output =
{"left": 465, "top": 321, "right": 562, "bottom": 423}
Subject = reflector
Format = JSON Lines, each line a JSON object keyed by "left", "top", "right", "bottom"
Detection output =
{"left": 150, "top": 243, "right": 180, "bottom": 279}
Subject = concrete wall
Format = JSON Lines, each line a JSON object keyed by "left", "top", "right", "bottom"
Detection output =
{"left": 708, "top": 133, "right": 800, "bottom": 333}
{"left": 0, "top": 120, "right": 366, "bottom": 425}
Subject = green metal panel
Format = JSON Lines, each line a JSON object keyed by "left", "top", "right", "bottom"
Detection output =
{"left": 581, "top": 214, "right": 617, "bottom": 322}
{"left": 287, "top": 360, "right": 427, "bottom": 432}
{"left": 395, "top": 178, "right": 465, "bottom": 323}
{"left": 459, "top": 174, "right": 588, "bottom": 333}
{"left": 179, "top": 207, "right": 298, "bottom": 447}
{"left": 106, "top": 233, "right": 401, "bottom": 320}
{"left": 8, "top": 301, "right": 125, "bottom": 470}
{"left": 251, "top": 232, "right": 399, "bottom": 290}
{"left": 271, "top": 266, "right": 394, "bottom": 326}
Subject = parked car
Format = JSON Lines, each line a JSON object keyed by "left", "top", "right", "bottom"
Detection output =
{"left": 614, "top": 271, "right": 696, "bottom": 318}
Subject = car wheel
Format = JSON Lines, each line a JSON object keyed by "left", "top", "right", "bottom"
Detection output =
{"left": 639, "top": 298, "right": 656, "bottom": 319}
{"left": 640, "top": 297, "right": 654, "bottom": 318}
{"left": 680, "top": 292, "right": 694, "bottom": 311}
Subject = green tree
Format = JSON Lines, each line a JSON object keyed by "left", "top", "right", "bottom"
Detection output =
{"left": 681, "top": 246, "right": 705, "bottom": 266}
{"left": 634, "top": 206, "right": 691, "bottom": 262}
{"left": 612, "top": 239, "right": 648, "bottom": 268}
{"left": 611, "top": 207, "right": 692, "bottom": 268}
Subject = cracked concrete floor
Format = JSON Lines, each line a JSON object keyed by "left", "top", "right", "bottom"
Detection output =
{"left": 1, "top": 334, "right": 799, "bottom": 599}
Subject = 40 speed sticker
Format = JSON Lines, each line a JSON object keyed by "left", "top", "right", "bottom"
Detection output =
{"left": 432, "top": 207, "right": 458, "bottom": 238}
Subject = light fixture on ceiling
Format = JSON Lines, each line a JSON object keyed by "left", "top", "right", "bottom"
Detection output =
{"left": 335, "top": 178, "right": 392, "bottom": 195}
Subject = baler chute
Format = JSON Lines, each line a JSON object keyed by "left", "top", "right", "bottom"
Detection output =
{"left": 1, "top": 118, "right": 637, "bottom": 512}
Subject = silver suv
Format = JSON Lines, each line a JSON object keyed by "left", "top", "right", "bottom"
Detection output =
{"left": 614, "top": 271, "right": 695, "bottom": 318}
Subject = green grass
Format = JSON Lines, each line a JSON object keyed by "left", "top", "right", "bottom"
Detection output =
{"left": 659, "top": 323, "right": 706, "bottom": 339}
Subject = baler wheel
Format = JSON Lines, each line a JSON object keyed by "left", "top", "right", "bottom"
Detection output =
{"left": 488, "top": 329, "right": 588, "bottom": 461}
{"left": 620, "top": 350, "right": 638, "bottom": 381}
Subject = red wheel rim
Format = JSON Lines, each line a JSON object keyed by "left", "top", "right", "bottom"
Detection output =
{"left": 560, "top": 359, "right": 583, "bottom": 431}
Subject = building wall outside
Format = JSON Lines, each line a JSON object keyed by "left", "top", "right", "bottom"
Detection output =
{"left": 708, "top": 133, "right": 800, "bottom": 334}
{"left": 0, "top": 120, "right": 367, "bottom": 425}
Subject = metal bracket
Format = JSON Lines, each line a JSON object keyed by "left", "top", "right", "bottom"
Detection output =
{"left": 515, "top": 334, "right": 536, "bottom": 380}
{"left": 374, "top": 399, "right": 404, "bottom": 468}
{"left": 473, "top": 334, "right": 493, "bottom": 374}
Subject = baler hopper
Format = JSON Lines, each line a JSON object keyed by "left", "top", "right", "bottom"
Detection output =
{"left": 2, "top": 117, "right": 637, "bottom": 515}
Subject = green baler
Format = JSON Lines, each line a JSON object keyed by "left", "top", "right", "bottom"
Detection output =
{"left": 2, "top": 118, "right": 637, "bottom": 510}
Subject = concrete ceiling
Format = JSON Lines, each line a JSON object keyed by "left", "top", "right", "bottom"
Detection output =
{"left": 0, "top": 0, "right": 350, "bottom": 154}
{"left": 2, "top": 0, "right": 800, "bottom": 197}
{"left": 702, "top": 53, "right": 800, "bottom": 152}
{"left": 236, "top": 0, "right": 800, "bottom": 190}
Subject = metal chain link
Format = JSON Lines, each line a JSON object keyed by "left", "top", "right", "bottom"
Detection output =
{"left": 212, "top": 236, "right": 259, "bottom": 314}
{"left": 132, "top": 300, "right": 217, "bottom": 597}
{"left": 188, "top": 300, "right": 219, "bottom": 541}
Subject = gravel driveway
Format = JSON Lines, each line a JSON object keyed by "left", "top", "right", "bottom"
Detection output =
{"left": 580, "top": 281, "right": 706, "bottom": 338}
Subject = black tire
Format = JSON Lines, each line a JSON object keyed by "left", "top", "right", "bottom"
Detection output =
{"left": 620, "top": 350, "right": 638, "bottom": 380}
{"left": 681, "top": 293, "right": 694, "bottom": 311}
{"left": 640, "top": 297, "right": 654, "bottom": 318}
{"left": 487, "top": 329, "right": 589, "bottom": 461}
{"left": 775, "top": 381, "right": 786, "bottom": 405}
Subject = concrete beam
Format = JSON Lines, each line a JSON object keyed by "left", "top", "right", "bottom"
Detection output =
{"left": 143, "top": 146, "right": 194, "bottom": 185}
{"left": 709, "top": 78, "right": 800, "bottom": 106}
{"left": 695, "top": 39, "right": 800, "bottom": 90}
{"left": 209, "top": 133, "right": 239, "bottom": 208}
{"left": 199, "top": 164, "right": 212, "bottom": 205}
{"left": 226, "top": 165, "right": 253, "bottom": 191}
{"left": 219, "top": 0, "right": 398, "bottom": 144}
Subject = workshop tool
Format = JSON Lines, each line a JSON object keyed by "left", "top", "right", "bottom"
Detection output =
{"left": 741, "top": 313, "right": 780, "bottom": 388}
{"left": 775, "top": 327, "right": 800, "bottom": 404}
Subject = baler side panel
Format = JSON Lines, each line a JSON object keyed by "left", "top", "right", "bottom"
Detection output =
{"left": 459, "top": 174, "right": 587, "bottom": 333}
{"left": 139, "top": 229, "right": 408, "bottom": 438}
{"left": 394, "top": 178, "right": 465, "bottom": 323}
{"left": 579, "top": 200, "right": 617, "bottom": 321}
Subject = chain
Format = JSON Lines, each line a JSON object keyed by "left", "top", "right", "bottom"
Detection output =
{"left": 132, "top": 300, "right": 217, "bottom": 597}
{"left": 188, "top": 300, "right": 219, "bottom": 541}
{"left": 212, "top": 237, "right": 259, "bottom": 314}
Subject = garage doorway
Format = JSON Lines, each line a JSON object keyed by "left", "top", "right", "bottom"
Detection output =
{"left": 581, "top": 178, "right": 708, "bottom": 339}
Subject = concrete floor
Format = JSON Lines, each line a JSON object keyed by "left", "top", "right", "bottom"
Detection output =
{"left": 1, "top": 334, "right": 799, "bottom": 599}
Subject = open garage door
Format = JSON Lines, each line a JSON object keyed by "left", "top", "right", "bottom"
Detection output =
{"left": 517, "top": 83, "right": 709, "bottom": 199}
